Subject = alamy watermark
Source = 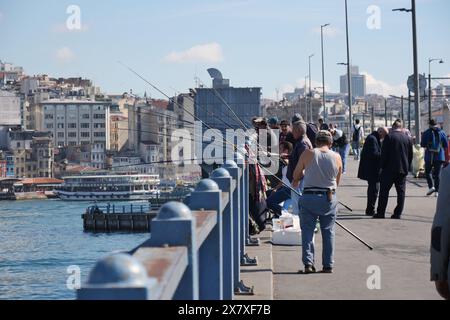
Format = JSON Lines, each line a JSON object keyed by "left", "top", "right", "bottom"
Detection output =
{"left": 366, "top": 265, "right": 382, "bottom": 290}
{"left": 171, "top": 121, "right": 280, "bottom": 174}
{"left": 66, "top": 5, "right": 82, "bottom": 31}
{"left": 66, "top": 265, "right": 81, "bottom": 290}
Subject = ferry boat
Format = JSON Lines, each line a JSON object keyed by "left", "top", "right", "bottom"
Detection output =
{"left": 54, "top": 174, "right": 160, "bottom": 201}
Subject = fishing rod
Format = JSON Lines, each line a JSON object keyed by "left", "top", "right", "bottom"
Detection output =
{"left": 119, "top": 62, "right": 372, "bottom": 251}
{"left": 196, "top": 76, "right": 354, "bottom": 212}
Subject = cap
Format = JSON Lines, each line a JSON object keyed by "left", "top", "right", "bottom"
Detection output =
{"left": 292, "top": 113, "right": 303, "bottom": 124}
{"left": 268, "top": 117, "right": 279, "bottom": 126}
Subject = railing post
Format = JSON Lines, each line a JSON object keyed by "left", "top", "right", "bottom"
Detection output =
{"left": 77, "top": 253, "right": 158, "bottom": 300}
{"left": 189, "top": 179, "right": 223, "bottom": 300}
{"left": 141, "top": 202, "right": 198, "bottom": 300}
{"left": 222, "top": 161, "right": 242, "bottom": 294}
{"left": 210, "top": 168, "right": 234, "bottom": 300}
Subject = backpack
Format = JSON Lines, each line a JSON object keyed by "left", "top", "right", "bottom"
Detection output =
{"left": 428, "top": 129, "right": 443, "bottom": 154}
{"left": 306, "top": 123, "right": 319, "bottom": 148}
{"left": 352, "top": 126, "right": 361, "bottom": 142}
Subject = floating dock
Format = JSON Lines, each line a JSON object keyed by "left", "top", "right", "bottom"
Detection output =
{"left": 82, "top": 204, "right": 157, "bottom": 233}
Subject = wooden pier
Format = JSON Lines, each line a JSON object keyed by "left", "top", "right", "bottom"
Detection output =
{"left": 82, "top": 204, "right": 157, "bottom": 233}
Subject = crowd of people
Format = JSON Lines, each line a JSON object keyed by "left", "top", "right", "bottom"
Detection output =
{"left": 246, "top": 114, "right": 450, "bottom": 281}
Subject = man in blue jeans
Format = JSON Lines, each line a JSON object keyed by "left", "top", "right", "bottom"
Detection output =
{"left": 421, "top": 119, "right": 448, "bottom": 197}
{"left": 292, "top": 131, "right": 343, "bottom": 274}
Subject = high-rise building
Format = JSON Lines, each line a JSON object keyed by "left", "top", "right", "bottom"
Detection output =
{"left": 340, "top": 65, "right": 367, "bottom": 98}
{"left": 195, "top": 69, "right": 261, "bottom": 131}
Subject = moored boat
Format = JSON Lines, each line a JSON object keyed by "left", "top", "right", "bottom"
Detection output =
{"left": 54, "top": 174, "right": 160, "bottom": 201}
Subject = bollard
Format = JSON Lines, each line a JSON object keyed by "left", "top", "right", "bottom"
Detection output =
{"left": 189, "top": 179, "right": 223, "bottom": 300}
{"left": 141, "top": 202, "right": 198, "bottom": 300}
{"left": 77, "top": 253, "right": 157, "bottom": 300}
{"left": 223, "top": 161, "right": 243, "bottom": 293}
{"left": 210, "top": 168, "right": 234, "bottom": 300}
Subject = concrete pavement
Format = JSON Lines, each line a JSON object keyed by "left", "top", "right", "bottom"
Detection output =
{"left": 239, "top": 159, "right": 442, "bottom": 300}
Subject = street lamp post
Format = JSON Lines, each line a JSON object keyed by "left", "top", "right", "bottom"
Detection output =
{"left": 321, "top": 23, "right": 330, "bottom": 124}
{"left": 393, "top": 0, "right": 421, "bottom": 143}
{"left": 308, "top": 54, "right": 314, "bottom": 123}
{"left": 428, "top": 58, "right": 444, "bottom": 122}
{"left": 345, "top": 0, "right": 353, "bottom": 136}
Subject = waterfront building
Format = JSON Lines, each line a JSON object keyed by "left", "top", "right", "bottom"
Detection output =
{"left": 7, "top": 130, "right": 54, "bottom": 178}
{"left": 34, "top": 99, "right": 110, "bottom": 169}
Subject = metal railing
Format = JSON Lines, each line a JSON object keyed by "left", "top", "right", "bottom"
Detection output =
{"left": 77, "top": 160, "right": 257, "bottom": 300}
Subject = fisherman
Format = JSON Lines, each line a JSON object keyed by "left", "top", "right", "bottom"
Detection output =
{"left": 292, "top": 130, "right": 343, "bottom": 274}
{"left": 287, "top": 119, "right": 313, "bottom": 216}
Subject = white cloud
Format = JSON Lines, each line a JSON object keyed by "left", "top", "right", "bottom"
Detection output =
{"left": 362, "top": 71, "right": 408, "bottom": 96}
{"left": 52, "top": 23, "right": 89, "bottom": 33}
{"left": 267, "top": 78, "right": 330, "bottom": 100}
{"left": 164, "top": 43, "right": 224, "bottom": 64}
{"left": 56, "top": 47, "right": 75, "bottom": 63}
{"left": 311, "top": 26, "right": 341, "bottom": 38}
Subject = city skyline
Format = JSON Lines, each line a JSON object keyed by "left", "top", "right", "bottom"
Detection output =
{"left": 1, "top": 0, "right": 449, "bottom": 100}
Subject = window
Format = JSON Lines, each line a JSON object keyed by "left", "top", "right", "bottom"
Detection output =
{"left": 94, "top": 123, "right": 105, "bottom": 129}
{"left": 68, "top": 141, "right": 77, "bottom": 146}
{"left": 16, "top": 142, "right": 21, "bottom": 148}
{"left": 68, "top": 123, "right": 77, "bottom": 129}
{"left": 94, "top": 132, "right": 105, "bottom": 138}
{"left": 68, "top": 132, "right": 77, "bottom": 138}
{"left": 45, "top": 114, "right": 53, "bottom": 120}
{"left": 81, "top": 132, "right": 90, "bottom": 138}
{"left": 93, "top": 114, "right": 105, "bottom": 119}
{"left": 46, "top": 124, "right": 53, "bottom": 129}
{"left": 58, "top": 132, "right": 64, "bottom": 138}
{"left": 82, "top": 114, "right": 90, "bottom": 119}
{"left": 57, "top": 123, "right": 64, "bottom": 129}
{"left": 81, "top": 123, "right": 90, "bottom": 129}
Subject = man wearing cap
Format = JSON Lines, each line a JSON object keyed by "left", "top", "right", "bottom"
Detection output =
{"left": 279, "top": 120, "right": 291, "bottom": 145}
{"left": 268, "top": 117, "right": 280, "bottom": 130}
{"left": 287, "top": 119, "right": 313, "bottom": 216}
{"left": 292, "top": 130, "right": 343, "bottom": 274}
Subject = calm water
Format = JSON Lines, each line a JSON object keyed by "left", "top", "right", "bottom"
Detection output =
{"left": 0, "top": 200, "right": 150, "bottom": 300}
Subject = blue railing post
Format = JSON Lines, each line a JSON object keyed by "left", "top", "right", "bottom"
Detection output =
{"left": 189, "top": 179, "right": 223, "bottom": 300}
{"left": 210, "top": 168, "right": 234, "bottom": 300}
{"left": 141, "top": 202, "right": 198, "bottom": 300}
{"left": 222, "top": 161, "right": 241, "bottom": 293}
{"left": 77, "top": 253, "right": 158, "bottom": 300}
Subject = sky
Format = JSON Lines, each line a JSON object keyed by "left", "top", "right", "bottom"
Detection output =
{"left": 0, "top": 0, "right": 449, "bottom": 100}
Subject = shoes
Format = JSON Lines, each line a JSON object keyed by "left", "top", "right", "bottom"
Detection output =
{"left": 303, "top": 265, "right": 316, "bottom": 274}
{"left": 365, "top": 211, "right": 375, "bottom": 217}
{"left": 427, "top": 188, "right": 436, "bottom": 196}
{"left": 391, "top": 215, "right": 401, "bottom": 220}
{"left": 322, "top": 267, "right": 333, "bottom": 274}
{"left": 435, "top": 192, "right": 439, "bottom": 198}
{"left": 372, "top": 214, "right": 385, "bottom": 219}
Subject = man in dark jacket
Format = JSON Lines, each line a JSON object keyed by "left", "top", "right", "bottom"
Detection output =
{"left": 374, "top": 120, "right": 413, "bottom": 219}
{"left": 358, "top": 127, "right": 388, "bottom": 216}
